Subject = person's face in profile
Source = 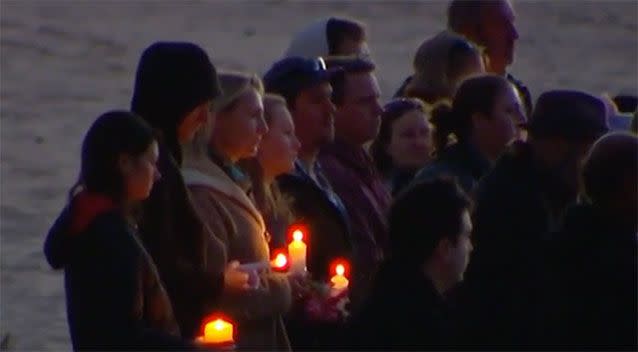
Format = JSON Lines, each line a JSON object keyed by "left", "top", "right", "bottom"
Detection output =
{"left": 291, "top": 82, "right": 337, "bottom": 149}
{"left": 257, "top": 103, "right": 301, "bottom": 179}
{"left": 480, "top": 0, "right": 519, "bottom": 74}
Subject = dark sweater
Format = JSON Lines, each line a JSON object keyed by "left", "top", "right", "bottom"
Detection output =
{"left": 44, "top": 203, "right": 194, "bottom": 351}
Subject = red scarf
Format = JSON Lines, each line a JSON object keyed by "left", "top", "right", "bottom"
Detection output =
{"left": 69, "top": 191, "right": 117, "bottom": 235}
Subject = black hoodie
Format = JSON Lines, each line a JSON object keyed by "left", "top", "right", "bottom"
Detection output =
{"left": 43, "top": 193, "right": 195, "bottom": 351}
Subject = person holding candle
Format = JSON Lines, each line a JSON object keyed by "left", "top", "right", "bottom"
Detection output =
{"left": 347, "top": 177, "right": 473, "bottom": 350}
{"left": 263, "top": 57, "right": 353, "bottom": 350}
{"left": 318, "top": 56, "right": 392, "bottom": 314}
{"left": 43, "top": 111, "right": 197, "bottom": 350}
{"left": 182, "top": 72, "right": 297, "bottom": 351}
{"left": 238, "top": 94, "right": 301, "bottom": 250}
{"left": 130, "top": 42, "right": 251, "bottom": 340}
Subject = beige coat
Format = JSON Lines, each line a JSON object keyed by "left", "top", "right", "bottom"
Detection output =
{"left": 182, "top": 155, "right": 292, "bottom": 351}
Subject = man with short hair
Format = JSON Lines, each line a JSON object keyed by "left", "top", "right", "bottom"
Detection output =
{"left": 456, "top": 90, "right": 610, "bottom": 347}
{"left": 347, "top": 178, "right": 474, "bottom": 349}
{"left": 546, "top": 133, "right": 637, "bottom": 349}
{"left": 263, "top": 57, "right": 352, "bottom": 284}
{"left": 263, "top": 58, "right": 353, "bottom": 349}
{"left": 285, "top": 17, "right": 370, "bottom": 58}
{"left": 318, "top": 56, "right": 390, "bottom": 313}
{"left": 447, "top": 0, "right": 533, "bottom": 117}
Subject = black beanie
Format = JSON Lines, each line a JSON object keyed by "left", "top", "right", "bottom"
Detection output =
{"left": 131, "top": 42, "right": 221, "bottom": 163}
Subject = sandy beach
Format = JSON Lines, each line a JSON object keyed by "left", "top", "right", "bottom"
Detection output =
{"left": 1, "top": 0, "right": 636, "bottom": 350}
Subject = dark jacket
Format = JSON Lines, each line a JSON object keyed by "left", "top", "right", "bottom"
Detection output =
{"left": 413, "top": 142, "right": 491, "bottom": 196}
{"left": 454, "top": 141, "right": 573, "bottom": 348}
{"left": 545, "top": 204, "right": 637, "bottom": 350}
{"left": 276, "top": 160, "right": 353, "bottom": 350}
{"left": 43, "top": 194, "right": 192, "bottom": 351}
{"left": 138, "top": 145, "right": 226, "bottom": 338}
{"left": 346, "top": 260, "right": 453, "bottom": 350}
{"left": 319, "top": 140, "right": 392, "bottom": 310}
{"left": 276, "top": 160, "right": 352, "bottom": 282}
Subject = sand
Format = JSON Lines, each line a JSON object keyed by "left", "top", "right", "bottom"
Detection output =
{"left": 1, "top": 0, "right": 636, "bottom": 350}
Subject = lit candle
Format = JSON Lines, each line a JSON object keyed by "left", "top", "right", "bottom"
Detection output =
{"left": 270, "top": 250, "right": 289, "bottom": 272}
{"left": 288, "top": 229, "right": 307, "bottom": 274}
{"left": 330, "top": 262, "right": 349, "bottom": 297}
{"left": 200, "top": 318, "right": 234, "bottom": 345}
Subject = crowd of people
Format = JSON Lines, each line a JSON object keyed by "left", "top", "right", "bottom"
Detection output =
{"left": 42, "top": 0, "right": 637, "bottom": 351}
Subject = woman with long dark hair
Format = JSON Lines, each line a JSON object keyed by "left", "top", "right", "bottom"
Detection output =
{"left": 43, "top": 111, "right": 194, "bottom": 350}
{"left": 130, "top": 42, "right": 249, "bottom": 339}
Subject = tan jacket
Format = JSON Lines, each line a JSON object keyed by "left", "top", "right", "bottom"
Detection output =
{"left": 182, "top": 156, "right": 292, "bottom": 351}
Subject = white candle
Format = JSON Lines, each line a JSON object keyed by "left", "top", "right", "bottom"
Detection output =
{"left": 288, "top": 229, "right": 307, "bottom": 274}
{"left": 330, "top": 263, "right": 349, "bottom": 296}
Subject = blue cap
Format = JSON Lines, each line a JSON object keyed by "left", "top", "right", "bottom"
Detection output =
{"left": 263, "top": 56, "right": 343, "bottom": 103}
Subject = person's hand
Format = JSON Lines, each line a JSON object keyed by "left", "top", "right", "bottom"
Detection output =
{"left": 288, "top": 272, "right": 310, "bottom": 301}
{"left": 223, "top": 260, "right": 250, "bottom": 292}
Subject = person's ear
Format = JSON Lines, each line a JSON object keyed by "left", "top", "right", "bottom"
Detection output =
{"left": 435, "top": 237, "right": 454, "bottom": 262}
{"left": 118, "top": 154, "right": 133, "bottom": 176}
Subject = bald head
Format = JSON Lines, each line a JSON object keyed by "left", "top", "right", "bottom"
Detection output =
{"left": 448, "top": 0, "right": 518, "bottom": 74}
{"left": 583, "top": 132, "right": 638, "bottom": 229}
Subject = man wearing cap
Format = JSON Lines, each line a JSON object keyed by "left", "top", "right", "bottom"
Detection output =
{"left": 263, "top": 56, "right": 353, "bottom": 349}
{"left": 545, "top": 132, "right": 637, "bottom": 349}
{"left": 453, "top": 90, "right": 610, "bottom": 347}
{"left": 318, "top": 56, "right": 390, "bottom": 314}
{"left": 131, "top": 42, "right": 249, "bottom": 339}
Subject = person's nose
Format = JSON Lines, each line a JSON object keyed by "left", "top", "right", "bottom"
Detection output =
{"left": 257, "top": 115, "right": 269, "bottom": 136}
{"left": 325, "top": 100, "right": 337, "bottom": 115}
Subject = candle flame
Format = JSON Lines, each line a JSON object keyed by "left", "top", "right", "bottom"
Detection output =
{"left": 292, "top": 229, "right": 303, "bottom": 241}
{"left": 273, "top": 253, "right": 288, "bottom": 268}
{"left": 213, "top": 319, "right": 225, "bottom": 330}
{"left": 336, "top": 264, "right": 345, "bottom": 276}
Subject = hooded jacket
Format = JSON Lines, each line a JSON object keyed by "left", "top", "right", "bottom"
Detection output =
{"left": 43, "top": 192, "right": 192, "bottom": 351}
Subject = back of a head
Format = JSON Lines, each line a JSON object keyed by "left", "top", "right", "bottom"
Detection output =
{"left": 284, "top": 17, "right": 366, "bottom": 58}
{"left": 408, "top": 31, "right": 482, "bottom": 104}
{"left": 431, "top": 74, "right": 510, "bottom": 150}
{"left": 131, "top": 41, "right": 221, "bottom": 162}
{"left": 326, "top": 17, "right": 367, "bottom": 55}
{"left": 583, "top": 132, "right": 638, "bottom": 205}
{"left": 529, "top": 90, "right": 609, "bottom": 142}
{"left": 389, "top": 177, "right": 471, "bottom": 266}
{"left": 80, "top": 111, "right": 155, "bottom": 202}
{"left": 447, "top": 0, "right": 485, "bottom": 36}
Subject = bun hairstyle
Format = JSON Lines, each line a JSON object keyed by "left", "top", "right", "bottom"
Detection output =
{"left": 430, "top": 74, "right": 511, "bottom": 151}
{"left": 371, "top": 97, "right": 428, "bottom": 176}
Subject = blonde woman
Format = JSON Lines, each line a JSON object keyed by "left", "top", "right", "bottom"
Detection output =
{"left": 181, "top": 72, "right": 294, "bottom": 351}
{"left": 239, "top": 94, "right": 301, "bottom": 250}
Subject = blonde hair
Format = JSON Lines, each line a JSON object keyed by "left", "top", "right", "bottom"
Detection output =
{"left": 263, "top": 94, "right": 287, "bottom": 122}
{"left": 238, "top": 93, "right": 295, "bottom": 242}
{"left": 185, "top": 71, "right": 264, "bottom": 160}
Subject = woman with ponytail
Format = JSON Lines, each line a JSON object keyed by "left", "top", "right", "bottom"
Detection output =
{"left": 413, "top": 74, "right": 524, "bottom": 194}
